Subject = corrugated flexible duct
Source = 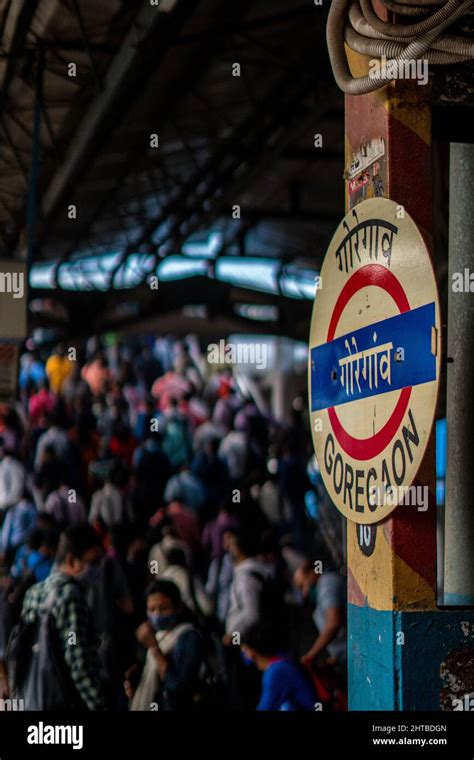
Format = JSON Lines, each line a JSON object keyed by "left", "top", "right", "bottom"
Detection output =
{"left": 327, "top": 0, "right": 474, "bottom": 93}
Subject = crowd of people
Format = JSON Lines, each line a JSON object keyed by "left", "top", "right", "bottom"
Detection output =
{"left": 0, "top": 335, "right": 347, "bottom": 712}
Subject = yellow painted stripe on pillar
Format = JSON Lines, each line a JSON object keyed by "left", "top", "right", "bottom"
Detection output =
{"left": 385, "top": 85, "right": 431, "bottom": 147}
{"left": 348, "top": 522, "right": 436, "bottom": 611}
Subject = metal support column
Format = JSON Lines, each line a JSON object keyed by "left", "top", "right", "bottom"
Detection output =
{"left": 26, "top": 46, "right": 44, "bottom": 284}
{"left": 443, "top": 143, "right": 474, "bottom": 605}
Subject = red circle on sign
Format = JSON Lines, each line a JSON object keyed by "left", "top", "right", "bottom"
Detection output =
{"left": 326, "top": 265, "right": 412, "bottom": 461}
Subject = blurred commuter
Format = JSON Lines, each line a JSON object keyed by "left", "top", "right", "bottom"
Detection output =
{"left": 45, "top": 344, "right": 73, "bottom": 394}
{"left": 89, "top": 461, "right": 134, "bottom": 527}
{"left": 12, "top": 525, "right": 105, "bottom": 710}
{"left": 191, "top": 438, "right": 229, "bottom": 512}
{"left": 33, "top": 444, "right": 63, "bottom": 509}
{"left": 241, "top": 623, "right": 317, "bottom": 711}
{"left": 19, "top": 351, "right": 46, "bottom": 390}
{"left": 126, "top": 580, "right": 204, "bottom": 711}
{"left": 10, "top": 527, "right": 58, "bottom": 583}
{"left": 149, "top": 501, "right": 201, "bottom": 554}
{"left": 4, "top": 337, "right": 346, "bottom": 711}
{"left": 34, "top": 411, "right": 74, "bottom": 476}
{"left": 0, "top": 489, "right": 37, "bottom": 567}
{"left": 278, "top": 439, "right": 311, "bottom": 549}
{"left": 81, "top": 353, "right": 110, "bottom": 397}
{"left": 161, "top": 548, "right": 212, "bottom": 619}
{"left": 28, "top": 379, "right": 56, "bottom": 429}
{"left": 131, "top": 431, "right": 171, "bottom": 520}
{"left": 224, "top": 529, "right": 277, "bottom": 642}
{"left": 44, "top": 482, "right": 87, "bottom": 527}
{"left": 78, "top": 535, "right": 134, "bottom": 710}
{"left": 164, "top": 463, "right": 205, "bottom": 512}
{"left": 218, "top": 426, "right": 247, "bottom": 483}
{"left": 294, "top": 560, "right": 347, "bottom": 668}
{"left": 161, "top": 398, "right": 192, "bottom": 470}
{"left": 0, "top": 443, "right": 27, "bottom": 514}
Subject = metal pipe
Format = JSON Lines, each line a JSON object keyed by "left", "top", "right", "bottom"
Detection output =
{"left": 26, "top": 46, "right": 44, "bottom": 291}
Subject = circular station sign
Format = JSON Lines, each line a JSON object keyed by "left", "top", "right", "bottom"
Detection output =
{"left": 308, "top": 198, "right": 440, "bottom": 524}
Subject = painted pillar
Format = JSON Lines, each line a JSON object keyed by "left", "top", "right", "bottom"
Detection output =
{"left": 443, "top": 144, "right": 474, "bottom": 606}
{"left": 344, "top": 13, "right": 474, "bottom": 709}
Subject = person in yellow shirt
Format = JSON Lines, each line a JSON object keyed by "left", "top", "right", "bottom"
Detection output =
{"left": 45, "top": 344, "right": 73, "bottom": 395}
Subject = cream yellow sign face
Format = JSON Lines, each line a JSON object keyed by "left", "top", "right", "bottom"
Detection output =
{"left": 308, "top": 198, "right": 440, "bottom": 524}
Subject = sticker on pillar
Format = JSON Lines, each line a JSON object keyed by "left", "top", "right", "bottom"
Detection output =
{"left": 347, "top": 138, "right": 386, "bottom": 206}
{"left": 308, "top": 198, "right": 440, "bottom": 524}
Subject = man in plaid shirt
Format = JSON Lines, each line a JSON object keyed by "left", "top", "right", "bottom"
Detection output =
{"left": 21, "top": 524, "right": 105, "bottom": 711}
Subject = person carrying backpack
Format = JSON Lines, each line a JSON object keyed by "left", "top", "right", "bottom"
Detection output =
{"left": 6, "top": 525, "right": 105, "bottom": 711}
{"left": 223, "top": 529, "right": 283, "bottom": 643}
{"left": 79, "top": 545, "right": 135, "bottom": 710}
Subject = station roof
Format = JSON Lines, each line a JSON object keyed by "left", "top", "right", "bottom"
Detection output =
{"left": 0, "top": 0, "right": 344, "bottom": 340}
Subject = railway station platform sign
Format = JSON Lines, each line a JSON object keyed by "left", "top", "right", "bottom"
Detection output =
{"left": 308, "top": 198, "right": 440, "bottom": 524}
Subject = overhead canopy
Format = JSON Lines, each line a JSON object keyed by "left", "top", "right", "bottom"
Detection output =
{"left": 0, "top": 0, "right": 344, "bottom": 340}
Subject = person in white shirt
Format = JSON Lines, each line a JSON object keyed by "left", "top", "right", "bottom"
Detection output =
{"left": 0, "top": 444, "right": 27, "bottom": 512}
{"left": 223, "top": 529, "right": 275, "bottom": 642}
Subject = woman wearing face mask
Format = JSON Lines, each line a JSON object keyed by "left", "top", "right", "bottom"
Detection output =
{"left": 125, "top": 580, "right": 205, "bottom": 711}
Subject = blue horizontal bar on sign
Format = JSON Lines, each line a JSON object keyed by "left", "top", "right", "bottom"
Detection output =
{"left": 310, "top": 302, "right": 436, "bottom": 412}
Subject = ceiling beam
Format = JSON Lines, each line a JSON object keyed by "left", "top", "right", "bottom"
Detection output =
{"left": 49, "top": 0, "right": 255, "bottom": 271}
{"left": 0, "top": 0, "right": 39, "bottom": 107}
{"left": 39, "top": 0, "right": 199, "bottom": 225}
